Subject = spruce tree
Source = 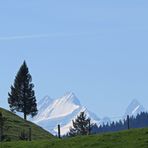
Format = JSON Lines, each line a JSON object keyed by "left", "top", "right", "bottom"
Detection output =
{"left": 69, "top": 112, "right": 91, "bottom": 136}
{"left": 8, "top": 61, "right": 38, "bottom": 120}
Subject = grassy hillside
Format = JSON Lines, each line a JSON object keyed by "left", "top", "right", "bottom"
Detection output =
{"left": 2, "top": 128, "right": 148, "bottom": 148}
{"left": 0, "top": 107, "right": 54, "bottom": 141}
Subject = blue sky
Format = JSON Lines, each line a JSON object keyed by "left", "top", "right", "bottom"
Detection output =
{"left": 0, "top": 0, "right": 148, "bottom": 118}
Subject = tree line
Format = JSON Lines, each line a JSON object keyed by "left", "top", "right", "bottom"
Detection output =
{"left": 68, "top": 111, "right": 148, "bottom": 137}
{"left": 91, "top": 112, "right": 148, "bottom": 134}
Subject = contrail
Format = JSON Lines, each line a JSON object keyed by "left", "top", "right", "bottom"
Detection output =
{"left": 0, "top": 32, "right": 98, "bottom": 41}
{"left": 0, "top": 34, "right": 51, "bottom": 41}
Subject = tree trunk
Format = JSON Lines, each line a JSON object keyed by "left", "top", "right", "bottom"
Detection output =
{"left": 24, "top": 113, "right": 27, "bottom": 120}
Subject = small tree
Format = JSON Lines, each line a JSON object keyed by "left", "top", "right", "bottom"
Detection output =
{"left": 8, "top": 61, "right": 38, "bottom": 120}
{"left": 69, "top": 112, "right": 91, "bottom": 136}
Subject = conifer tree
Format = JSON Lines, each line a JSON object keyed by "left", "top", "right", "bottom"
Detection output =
{"left": 8, "top": 61, "right": 38, "bottom": 120}
{"left": 69, "top": 112, "right": 91, "bottom": 136}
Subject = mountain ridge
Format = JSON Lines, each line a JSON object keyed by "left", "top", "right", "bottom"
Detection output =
{"left": 31, "top": 93, "right": 146, "bottom": 136}
{"left": 31, "top": 92, "right": 102, "bottom": 135}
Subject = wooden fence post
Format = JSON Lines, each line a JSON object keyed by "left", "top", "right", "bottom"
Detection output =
{"left": 88, "top": 119, "right": 91, "bottom": 135}
{"left": 127, "top": 115, "right": 130, "bottom": 130}
{"left": 0, "top": 112, "right": 3, "bottom": 142}
{"left": 58, "top": 124, "right": 61, "bottom": 139}
{"left": 29, "top": 127, "right": 32, "bottom": 141}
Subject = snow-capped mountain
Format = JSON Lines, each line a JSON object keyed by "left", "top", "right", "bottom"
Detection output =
{"left": 31, "top": 92, "right": 105, "bottom": 135}
{"left": 124, "top": 99, "right": 146, "bottom": 118}
{"left": 31, "top": 93, "right": 146, "bottom": 136}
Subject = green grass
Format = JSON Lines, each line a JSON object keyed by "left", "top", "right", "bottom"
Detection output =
{"left": 1, "top": 107, "right": 148, "bottom": 147}
{"left": 0, "top": 107, "right": 54, "bottom": 141}
{"left": 1, "top": 128, "right": 148, "bottom": 148}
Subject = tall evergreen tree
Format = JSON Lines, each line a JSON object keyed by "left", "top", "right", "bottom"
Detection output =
{"left": 69, "top": 112, "right": 91, "bottom": 136}
{"left": 8, "top": 61, "right": 38, "bottom": 120}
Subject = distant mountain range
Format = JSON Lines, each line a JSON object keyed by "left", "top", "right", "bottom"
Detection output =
{"left": 31, "top": 92, "right": 146, "bottom": 135}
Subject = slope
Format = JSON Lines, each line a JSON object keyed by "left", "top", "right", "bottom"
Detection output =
{"left": 0, "top": 107, "right": 54, "bottom": 141}
{"left": 2, "top": 128, "right": 148, "bottom": 148}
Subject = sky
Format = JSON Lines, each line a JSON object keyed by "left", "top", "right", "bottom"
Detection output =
{"left": 0, "top": 0, "right": 148, "bottom": 118}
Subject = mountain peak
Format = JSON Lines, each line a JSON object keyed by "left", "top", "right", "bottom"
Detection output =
{"left": 60, "top": 92, "right": 81, "bottom": 106}
{"left": 124, "top": 99, "right": 145, "bottom": 117}
{"left": 31, "top": 92, "right": 101, "bottom": 135}
{"left": 64, "top": 92, "right": 78, "bottom": 98}
{"left": 130, "top": 99, "right": 140, "bottom": 105}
